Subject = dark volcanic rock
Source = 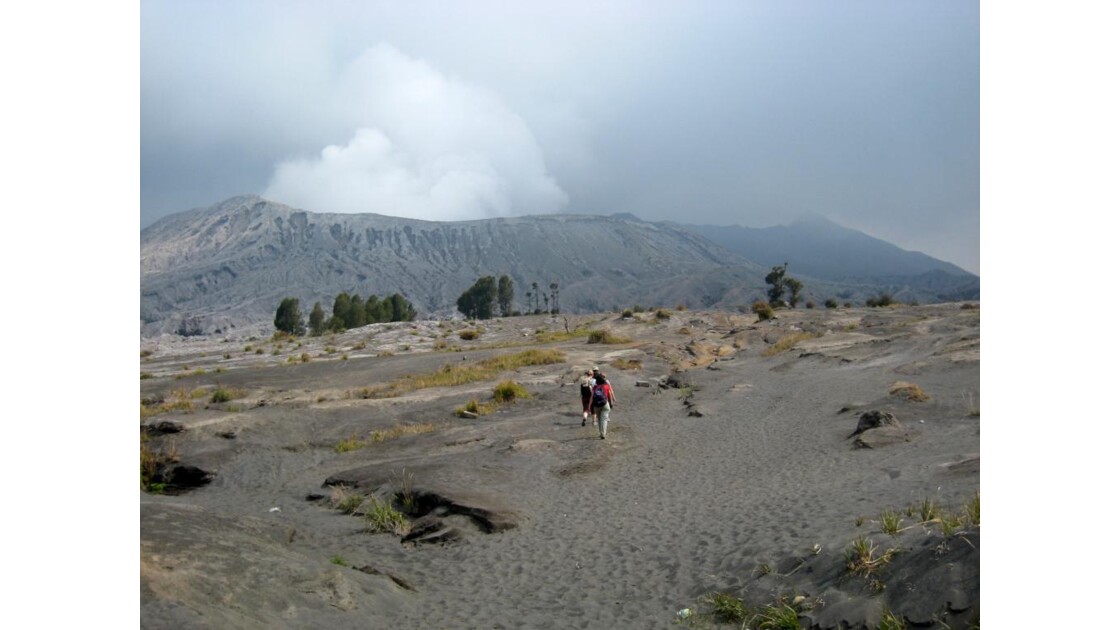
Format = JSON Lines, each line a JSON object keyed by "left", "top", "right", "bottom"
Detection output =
{"left": 851, "top": 410, "right": 900, "bottom": 436}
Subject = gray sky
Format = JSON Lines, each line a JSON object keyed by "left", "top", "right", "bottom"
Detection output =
{"left": 141, "top": 0, "right": 979, "bottom": 273}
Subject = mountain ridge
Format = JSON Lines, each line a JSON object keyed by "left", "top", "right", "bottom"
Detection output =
{"left": 140, "top": 196, "right": 978, "bottom": 337}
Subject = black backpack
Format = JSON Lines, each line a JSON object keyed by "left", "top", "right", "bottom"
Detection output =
{"left": 592, "top": 384, "right": 609, "bottom": 407}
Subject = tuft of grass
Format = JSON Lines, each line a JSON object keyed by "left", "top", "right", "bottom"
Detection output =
{"left": 655, "top": 308, "right": 672, "bottom": 320}
{"left": 141, "top": 349, "right": 154, "bottom": 358}
{"left": 880, "top": 510, "right": 903, "bottom": 536}
{"left": 761, "top": 331, "right": 819, "bottom": 357}
{"left": 364, "top": 498, "right": 410, "bottom": 535}
{"left": 889, "top": 381, "right": 931, "bottom": 402}
{"left": 965, "top": 391, "right": 979, "bottom": 417}
{"left": 458, "top": 329, "right": 480, "bottom": 340}
{"left": 855, "top": 515, "right": 865, "bottom": 527}
{"left": 704, "top": 592, "right": 747, "bottom": 624}
{"left": 587, "top": 330, "right": 631, "bottom": 344}
{"left": 940, "top": 512, "right": 963, "bottom": 537}
{"left": 846, "top": 536, "right": 899, "bottom": 579}
{"left": 610, "top": 358, "right": 643, "bottom": 371}
{"left": 755, "top": 563, "right": 772, "bottom": 577}
{"left": 337, "top": 494, "right": 364, "bottom": 515}
{"left": 493, "top": 380, "right": 530, "bottom": 402}
{"left": 330, "top": 555, "right": 348, "bottom": 566}
{"left": 335, "top": 434, "right": 364, "bottom": 453}
{"left": 878, "top": 608, "right": 908, "bottom": 630}
{"left": 963, "top": 491, "right": 979, "bottom": 526}
{"left": 140, "top": 372, "right": 153, "bottom": 380}
{"left": 755, "top": 603, "right": 801, "bottom": 630}
{"left": 919, "top": 498, "right": 941, "bottom": 522}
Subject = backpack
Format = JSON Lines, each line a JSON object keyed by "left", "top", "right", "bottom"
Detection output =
{"left": 592, "top": 384, "right": 609, "bottom": 407}
{"left": 580, "top": 379, "right": 593, "bottom": 397}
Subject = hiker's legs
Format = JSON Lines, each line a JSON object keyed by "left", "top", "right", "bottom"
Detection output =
{"left": 598, "top": 404, "right": 611, "bottom": 438}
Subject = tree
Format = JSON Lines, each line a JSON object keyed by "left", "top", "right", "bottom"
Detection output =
{"left": 457, "top": 276, "right": 498, "bottom": 319}
{"left": 308, "top": 301, "right": 327, "bottom": 336}
{"left": 549, "top": 282, "right": 559, "bottom": 314}
{"left": 497, "top": 275, "right": 514, "bottom": 317}
{"left": 387, "top": 293, "right": 417, "bottom": 321}
{"left": 784, "top": 277, "right": 804, "bottom": 308}
{"left": 274, "top": 297, "right": 305, "bottom": 335}
{"left": 531, "top": 282, "right": 540, "bottom": 313}
{"left": 765, "top": 263, "right": 788, "bottom": 306}
{"left": 346, "top": 294, "right": 367, "bottom": 328}
{"left": 332, "top": 293, "right": 351, "bottom": 322}
{"left": 365, "top": 294, "right": 385, "bottom": 323}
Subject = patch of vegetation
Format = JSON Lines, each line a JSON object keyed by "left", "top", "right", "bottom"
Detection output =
{"left": 754, "top": 602, "right": 801, "bottom": 630}
{"left": 210, "top": 387, "right": 245, "bottom": 404}
{"left": 889, "top": 381, "right": 931, "bottom": 402}
{"left": 140, "top": 349, "right": 153, "bottom": 358}
{"left": 655, "top": 308, "right": 672, "bottom": 320}
{"left": 866, "top": 293, "right": 895, "bottom": 307}
{"left": 825, "top": 299, "right": 838, "bottom": 309}
{"left": 140, "top": 372, "right": 153, "bottom": 380}
{"left": 367, "top": 349, "right": 567, "bottom": 398}
{"left": 335, "top": 423, "right": 440, "bottom": 452}
{"left": 620, "top": 308, "right": 634, "bottom": 319}
{"left": 459, "top": 329, "right": 480, "bottom": 340}
{"left": 880, "top": 509, "right": 903, "bottom": 536}
{"left": 493, "top": 380, "right": 530, "bottom": 402}
{"left": 330, "top": 555, "right": 348, "bottom": 566}
{"left": 878, "top": 608, "right": 907, "bottom": 630}
{"left": 964, "top": 491, "right": 980, "bottom": 526}
{"left": 140, "top": 436, "right": 179, "bottom": 492}
{"left": 752, "top": 300, "right": 774, "bottom": 321}
{"left": 761, "top": 331, "right": 819, "bottom": 357}
{"left": 846, "top": 536, "right": 899, "bottom": 579}
{"left": 919, "top": 498, "right": 941, "bottom": 522}
{"left": 364, "top": 498, "right": 410, "bottom": 535}
{"left": 610, "top": 358, "right": 643, "bottom": 371}
{"left": 704, "top": 592, "right": 747, "bottom": 624}
{"left": 140, "top": 388, "right": 196, "bottom": 419}
{"left": 587, "top": 330, "right": 631, "bottom": 344}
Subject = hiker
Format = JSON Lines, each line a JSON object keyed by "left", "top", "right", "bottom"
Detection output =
{"left": 591, "top": 372, "right": 617, "bottom": 440}
{"left": 580, "top": 369, "right": 595, "bottom": 426}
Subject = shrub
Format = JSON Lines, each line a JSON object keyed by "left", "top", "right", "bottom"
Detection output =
{"left": 587, "top": 330, "right": 630, "bottom": 344}
{"left": 866, "top": 293, "right": 895, "bottom": 307}
{"left": 751, "top": 300, "right": 774, "bottom": 321}
{"left": 140, "top": 372, "right": 153, "bottom": 380}
{"left": 655, "top": 308, "right": 671, "bottom": 320}
{"left": 301, "top": 353, "right": 311, "bottom": 363}
{"left": 459, "top": 329, "right": 480, "bottom": 340}
{"left": 620, "top": 309, "right": 634, "bottom": 319}
{"left": 330, "top": 555, "right": 348, "bottom": 566}
{"left": 210, "top": 387, "right": 242, "bottom": 404}
{"left": 846, "top": 536, "right": 898, "bottom": 578}
{"left": 493, "top": 380, "right": 530, "bottom": 402}
{"left": 825, "top": 299, "right": 838, "bottom": 309}
{"left": 755, "top": 603, "right": 801, "bottom": 630}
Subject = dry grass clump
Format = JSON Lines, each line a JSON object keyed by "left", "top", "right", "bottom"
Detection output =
{"left": 335, "top": 423, "right": 439, "bottom": 452}
{"left": 889, "top": 381, "right": 931, "bottom": 402}
{"left": 535, "top": 328, "right": 593, "bottom": 343}
{"left": 140, "top": 388, "right": 197, "bottom": 419}
{"left": 752, "top": 300, "right": 774, "bottom": 321}
{"left": 703, "top": 592, "right": 747, "bottom": 624}
{"left": 492, "top": 380, "right": 530, "bottom": 402}
{"left": 210, "top": 387, "right": 246, "bottom": 404}
{"left": 458, "top": 329, "right": 481, "bottom": 340}
{"left": 610, "top": 358, "right": 643, "bottom": 371}
{"left": 761, "top": 332, "right": 819, "bottom": 357}
{"left": 363, "top": 349, "right": 566, "bottom": 399}
{"left": 140, "top": 436, "right": 179, "bottom": 493}
{"left": 456, "top": 380, "right": 531, "bottom": 416}
{"left": 364, "top": 498, "right": 410, "bottom": 535}
{"left": 655, "top": 308, "right": 672, "bottom": 320}
{"left": 587, "top": 330, "right": 631, "bottom": 344}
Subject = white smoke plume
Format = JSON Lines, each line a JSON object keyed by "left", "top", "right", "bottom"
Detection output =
{"left": 264, "top": 43, "right": 567, "bottom": 221}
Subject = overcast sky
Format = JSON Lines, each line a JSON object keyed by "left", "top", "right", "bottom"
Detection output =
{"left": 141, "top": 0, "right": 979, "bottom": 273}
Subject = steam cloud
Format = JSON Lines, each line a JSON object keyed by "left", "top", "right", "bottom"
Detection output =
{"left": 264, "top": 44, "right": 567, "bottom": 221}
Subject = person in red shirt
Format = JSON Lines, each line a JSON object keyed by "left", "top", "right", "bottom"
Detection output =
{"left": 591, "top": 372, "right": 617, "bottom": 439}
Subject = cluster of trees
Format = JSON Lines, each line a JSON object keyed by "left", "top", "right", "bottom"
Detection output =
{"left": 456, "top": 275, "right": 559, "bottom": 319}
{"left": 764, "top": 263, "right": 804, "bottom": 307}
{"left": 274, "top": 292, "right": 416, "bottom": 336}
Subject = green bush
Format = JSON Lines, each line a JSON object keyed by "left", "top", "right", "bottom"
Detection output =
{"left": 493, "top": 380, "right": 530, "bottom": 402}
{"left": 825, "top": 299, "right": 838, "bottom": 309}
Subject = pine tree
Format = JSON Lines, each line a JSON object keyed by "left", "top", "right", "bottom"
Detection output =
{"left": 308, "top": 302, "right": 326, "bottom": 336}
{"left": 497, "top": 275, "right": 514, "bottom": 317}
{"left": 274, "top": 297, "right": 305, "bottom": 335}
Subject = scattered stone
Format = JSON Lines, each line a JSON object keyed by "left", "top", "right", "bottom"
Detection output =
{"left": 459, "top": 411, "right": 479, "bottom": 419}
{"left": 854, "top": 426, "right": 911, "bottom": 449}
{"left": 687, "top": 408, "right": 705, "bottom": 417}
{"left": 356, "top": 565, "right": 416, "bottom": 591}
{"left": 216, "top": 430, "right": 237, "bottom": 439}
{"left": 635, "top": 380, "right": 652, "bottom": 387}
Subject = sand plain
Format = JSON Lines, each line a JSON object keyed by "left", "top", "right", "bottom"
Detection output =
{"left": 140, "top": 303, "right": 979, "bottom": 629}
